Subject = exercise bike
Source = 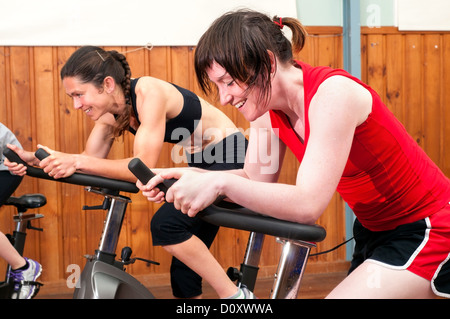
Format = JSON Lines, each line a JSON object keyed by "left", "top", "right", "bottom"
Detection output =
{"left": 4, "top": 148, "right": 326, "bottom": 299}
{"left": 5, "top": 148, "right": 157, "bottom": 298}
{"left": 0, "top": 193, "right": 46, "bottom": 299}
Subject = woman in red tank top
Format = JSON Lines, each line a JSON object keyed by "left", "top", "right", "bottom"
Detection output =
{"left": 139, "top": 9, "right": 450, "bottom": 299}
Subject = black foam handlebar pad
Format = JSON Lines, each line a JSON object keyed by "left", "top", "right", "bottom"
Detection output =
{"left": 200, "top": 203, "right": 327, "bottom": 242}
{"left": 128, "top": 158, "right": 156, "bottom": 184}
{"left": 127, "top": 157, "right": 326, "bottom": 241}
{"left": 3, "top": 147, "right": 27, "bottom": 166}
{"left": 35, "top": 148, "right": 50, "bottom": 160}
{"left": 128, "top": 158, "right": 176, "bottom": 193}
{"left": 2, "top": 148, "right": 138, "bottom": 193}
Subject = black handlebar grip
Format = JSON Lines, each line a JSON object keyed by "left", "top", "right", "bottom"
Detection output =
{"left": 3, "top": 148, "right": 139, "bottom": 193}
{"left": 128, "top": 158, "right": 176, "bottom": 193}
{"left": 128, "top": 158, "right": 156, "bottom": 184}
{"left": 2, "top": 147, "right": 27, "bottom": 165}
{"left": 35, "top": 148, "right": 50, "bottom": 160}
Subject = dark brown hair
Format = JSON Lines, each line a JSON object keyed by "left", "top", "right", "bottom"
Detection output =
{"left": 60, "top": 46, "right": 132, "bottom": 138}
{"left": 195, "top": 9, "right": 307, "bottom": 107}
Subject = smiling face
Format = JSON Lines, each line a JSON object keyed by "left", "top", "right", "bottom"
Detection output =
{"left": 63, "top": 76, "right": 111, "bottom": 121}
{"left": 206, "top": 62, "right": 269, "bottom": 122}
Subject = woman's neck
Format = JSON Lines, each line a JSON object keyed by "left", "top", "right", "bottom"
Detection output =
{"left": 110, "top": 88, "right": 127, "bottom": 115}
{"left": 271, "top": 62, "right": 305, "bottom": 120}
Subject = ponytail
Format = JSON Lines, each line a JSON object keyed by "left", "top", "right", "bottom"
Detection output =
{"left": 109, "top": 50, "right": 132, "bottom": 138}
{"left": 272, "top": 16, "right": 307, "bottom": 56}
{"left": 195, "top": 9, "right": 307, "bottom": 107}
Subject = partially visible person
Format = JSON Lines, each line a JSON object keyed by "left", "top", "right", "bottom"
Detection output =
{"left": 0, "top": 122, "right": 42, "bottom": 299}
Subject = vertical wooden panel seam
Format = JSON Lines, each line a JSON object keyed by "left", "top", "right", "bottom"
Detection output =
{"left": 5, "top": 48, "right": 12, "bottom": 126}
{"left": 28, "top": 46, "right": 41, "bottom": 259}
{"left": 420, "top": 34, "right": 425, "bottom": 151}
{"left": 439, "top": 34, "right": 445, "bottom": 167}
{"left": 53, "top": 46, "right": 64, "bottom": 278}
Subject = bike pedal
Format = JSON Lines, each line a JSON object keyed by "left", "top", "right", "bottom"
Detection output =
{"left": 134, "top": 257, "right": 160, "bottom": 266}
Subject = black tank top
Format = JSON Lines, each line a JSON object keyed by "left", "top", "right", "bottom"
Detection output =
{"left": 129, "top": 78, "right": 202, "bottom": 143}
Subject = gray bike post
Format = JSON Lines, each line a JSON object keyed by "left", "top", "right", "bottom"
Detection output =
{"left": 74, "top": 188, "right": 154, "bottom": 299}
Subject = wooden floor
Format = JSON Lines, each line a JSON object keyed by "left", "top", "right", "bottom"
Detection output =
{"left": 35, "top": 271, "right": 348, "bottom": 299}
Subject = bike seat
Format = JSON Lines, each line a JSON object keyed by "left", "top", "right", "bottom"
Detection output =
{"left": 199, "top": 202, "right": 326, "bottom": 243}
{"left": 4, "top": 194, "right": 47, "bottom": 211}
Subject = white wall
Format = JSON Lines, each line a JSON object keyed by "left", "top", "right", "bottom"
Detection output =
{"left": 2, "top": 0, "right": 449, "bottom": 46}
{"left": 397, "top": 0, "right": 450, "bottom": 31}
{"left": 0, "top": 0, "right": 297, "bottom": 46}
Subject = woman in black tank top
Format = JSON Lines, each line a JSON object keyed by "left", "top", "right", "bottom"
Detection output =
{"left": 6, "top": 45, "right": 247, "bottom": 299}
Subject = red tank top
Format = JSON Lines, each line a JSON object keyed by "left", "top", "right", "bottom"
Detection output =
{"left": 270, "top": 61, "right": 450, "bottom": 231}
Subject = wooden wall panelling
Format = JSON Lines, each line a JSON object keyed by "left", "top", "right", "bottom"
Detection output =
{"left": 0, "top": 47, "right": 40, "bottom": 275}
{"left": 385, "top": 34, "right": 405, "bottom": 123}
{"left": 54, "top": 46, "right": 86, "bottom": 279}
{"left": 0, "top": 47, "right": 8, "bottom": 124}
{"left": 361, "top": 28, "right": 450, "bottom": 178}
{"left": 404, "top": 34, "right": 425, "bottom": 149}
{"left": 365, "top": 34, "right": 386, "bottom": 103}
{"left": 423, "top": 35, "right": 443, "bottom": 165}
{"left": 0, "top": 47, "right": 12, "bottom": 276}
{"left": 9, "top": 47, "right": 40, "bottom": 262}
{"left": 443, "top": 34, "right": 450, "bottom": 175}
{"left": 33, "top": 46, "right": 62, "bottom": 282}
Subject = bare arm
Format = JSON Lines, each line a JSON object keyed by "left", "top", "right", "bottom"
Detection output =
{"left": 3, "top": 115, "right": 116, "bottom": 177}
{"left": 37, "top": 114, "right": 134, "bottom": 180}
{"left": 150, "top": 76, "right": 371, "bottom": 223}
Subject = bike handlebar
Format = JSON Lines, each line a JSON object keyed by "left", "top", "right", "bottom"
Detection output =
{"left": 128, "top": 158, "right": 176, "bottom": 193}
{"left": 127, "top": 158, "right": 327, "bottom": 242}
{"left": 4, "top": 148, "right": 326, "bottom": 242}
{"left": 3, "top": 148, "right": 139, "bottom": 194}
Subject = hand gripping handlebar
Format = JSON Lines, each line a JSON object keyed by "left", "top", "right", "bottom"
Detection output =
{"left": 127, "top": 158, "right": 327, "bottom": 243}
{"left": 3, "top": 148, "right": 138, "bottom": 194}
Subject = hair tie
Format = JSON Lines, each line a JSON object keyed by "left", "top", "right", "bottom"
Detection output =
{"left": 274, "top": 17, "right": 284, "bottom": 29}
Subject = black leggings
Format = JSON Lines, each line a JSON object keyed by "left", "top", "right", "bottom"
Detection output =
{"left": 0, "top": 171, "right": 23, "bottom": 207}
{"left": 151, "top": 202, "right": 220, "bottom": 298}
{"left": 151, "top": 132, "right": 247, "bottom": 298}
